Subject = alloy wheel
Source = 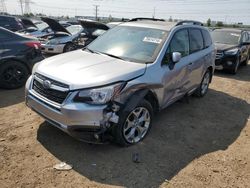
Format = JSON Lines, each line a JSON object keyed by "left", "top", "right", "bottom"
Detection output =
{"left": 123, "top": 107, "right": 151, "bottom": 144}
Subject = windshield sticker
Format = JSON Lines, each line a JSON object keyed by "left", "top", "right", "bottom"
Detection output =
{"left": 230, "top": 33, "right": 240, "bottom": 37}
{"left": 143, "top": 37, "right": 162, "bottom": 44}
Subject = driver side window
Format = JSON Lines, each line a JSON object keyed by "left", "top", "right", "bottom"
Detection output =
{"left": 163, "top": 29, "right": 189, "bottom": 64}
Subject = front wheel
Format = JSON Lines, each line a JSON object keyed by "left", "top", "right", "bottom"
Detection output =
{"left": 229, "top": 56, "right": 240, "bottom": 74}
{"left": 242, "top": 54, "right": 249, "bottom": 66}
{"left": 194, "top": 70, "right": 211, "bottom": 97}
{"left": 63, "top": 43, "right": 76, "bottom": 53}
{"left": 113, "top": 99, "right": 153, "bottom": 146}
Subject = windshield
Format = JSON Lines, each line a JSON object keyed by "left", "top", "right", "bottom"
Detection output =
{"left": 66, "top": 25, "right": 83, "bottom": 35}
{"left": 211, "top": 30, "right": 240, "bottom": 45}
{"left": 35, "top": 22, "right": 48, "bottom": 31}
{"left": 87, "top": 25, "right": 168, "bottom": 63}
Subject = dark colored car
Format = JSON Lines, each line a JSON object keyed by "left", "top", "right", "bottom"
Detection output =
{"left": 0, "top": 15, "right": 24, "bottom": 31}
{"left": 0, "top": 27, "right": 44, "bottom": 89}
{"left": 211, "top": 28, "right": 250, "bottom": 74}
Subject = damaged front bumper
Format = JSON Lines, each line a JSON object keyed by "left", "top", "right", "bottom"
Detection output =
{"left": 25, "top": 76, "right": 120, "bottom": 143}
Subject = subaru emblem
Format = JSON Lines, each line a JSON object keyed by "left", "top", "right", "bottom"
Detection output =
{"left": 43, "top": 80, "right": 51, "bottom": 89}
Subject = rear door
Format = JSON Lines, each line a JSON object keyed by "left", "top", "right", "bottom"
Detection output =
{"left": 0, "top": 30, "right": 8, "bottom": 58}
{"left": 186, "top": 28, "right": 205, "bottom": 90}
{"left": 0, "top": 29, "right": 19, "bottom": 58}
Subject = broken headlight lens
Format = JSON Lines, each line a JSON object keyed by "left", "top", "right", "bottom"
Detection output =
{"left": 74, "top": 82, "right": 126, "bottom": 104}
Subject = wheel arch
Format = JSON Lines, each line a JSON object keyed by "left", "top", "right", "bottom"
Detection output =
{"left": 121, "top": 88, "right": 160, "bottom": 115}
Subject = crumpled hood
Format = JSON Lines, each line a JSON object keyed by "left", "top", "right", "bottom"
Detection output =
{"left": 36, "top": 50, "right": 146, "bottom": 90}
{"left": 215, "top": 43, "right": 238, "bottom": 52}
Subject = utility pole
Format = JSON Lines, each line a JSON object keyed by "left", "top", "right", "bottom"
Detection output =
{"left": 152, "top": 7, "right": 156, "bottom": 18}
{"left": 0, "top": 0, "right": 7, "bottom": 13}
{"left": 93, "top": 5, "right": 99, "bottom": 21}
{"left": 19, "top": 0, "right": 24, "bottom": 15}
{"left": 24, "top": 0, "right": 31, "bottom": 14}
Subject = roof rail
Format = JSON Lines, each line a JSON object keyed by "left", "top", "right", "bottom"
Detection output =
{"left": 129, "top": 17, "right": 166, "bottom": 22}
{"left": 176, "top": 20, "right": 204, "bottom": 26}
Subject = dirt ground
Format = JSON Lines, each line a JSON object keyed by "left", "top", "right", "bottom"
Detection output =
{"left": 0, "top": 63, "right": 249, "bottom": 188}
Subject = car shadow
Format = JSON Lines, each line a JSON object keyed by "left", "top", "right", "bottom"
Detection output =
{"left": 214, "top": 62, "right": 250, "bottom": 82}
{"left": 37, "top": 89, "right": 250, "bottom": 188}
{"left": 0, "top": 87, "right": 24, "bottom": 108}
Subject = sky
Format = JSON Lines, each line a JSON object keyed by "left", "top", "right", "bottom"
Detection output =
{"left": 4, "top": 0, "right": 250, "bottom": 24}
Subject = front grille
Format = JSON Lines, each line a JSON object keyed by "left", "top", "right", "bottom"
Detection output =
{"left": 32, "top": 74, "right": 69, "bottom": 104}
{"left": 216, "top": 52, "right": 224, "bottom": 60}
{"left": 35, "top": 73, "right": 69, "bottom": 88}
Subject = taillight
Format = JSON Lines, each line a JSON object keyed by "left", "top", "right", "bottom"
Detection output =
{"left": 25, "top": 41, "right": 41, "bottom": 50}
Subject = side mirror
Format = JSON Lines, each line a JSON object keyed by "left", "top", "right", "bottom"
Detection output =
{"left": 172, "top": 52, "right": 182, "bottom": 63}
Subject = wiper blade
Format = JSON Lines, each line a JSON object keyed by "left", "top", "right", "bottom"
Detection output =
{"left": 83, "top": 47, "right": 99, "bottom": 54}
{"left": 99, "top": 52, "right": 127, "bottom": 61}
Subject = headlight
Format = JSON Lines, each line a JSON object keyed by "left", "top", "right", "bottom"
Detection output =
{"left": 74, "top": 82, "right": 126, "bottom": 104}
{"left": 224, "top": 48, "right": 238, "bottom": 55}
{"left": 48, "top": 39, "right": 60, "bottom": 45}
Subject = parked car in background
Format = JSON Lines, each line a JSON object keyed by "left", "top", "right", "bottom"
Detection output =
{"left": 107, "top": 22, "right": 122, "bottom": 28}
{"left": 78, "top": 19, "right": 110, "bottom": 46}
{"left": 25, "top": 18, "right": 215, "bottom": 146}
{"left": 39, "top": 17, "right": 83, "bottom": 54}
{"left": 40, "top": 18, "right": 109, "bottom": 54}
{"left": 19, "top": 19, "right": 52, "bottom": 38}
{"left": 0, "top": 15, "right": 24, "bottom": 31}
{"left": 211, "top": 28, "right": 250, "bottom": 74}
{"left": 0, "top": 27, "right": 44, "bottom": 89}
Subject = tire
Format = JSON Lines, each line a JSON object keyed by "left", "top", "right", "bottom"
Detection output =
{"left": 63, "top": 43, "right": 76, "bottom": 53}
{"left": 242, "top": 54, "right": 249, "bottom": 66}
{"left": 229, "top": 56, "right": 240, "bottom": 74}
{"left": 0, "top": 61, "right": 29, "bottom": 89}
{"left": 194, "top": 70, "right": 211, "bottom": 97}
{"left": 113, "top": 99, "right": 154, "bottom": 146}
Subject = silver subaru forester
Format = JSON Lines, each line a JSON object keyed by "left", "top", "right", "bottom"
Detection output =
{"left": 25, "top": 18, "right": 215, "bottom": 146}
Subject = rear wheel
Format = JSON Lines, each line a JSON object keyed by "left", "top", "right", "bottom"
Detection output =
{"left": 113, "top": 99, "right": 153, "bottom": 146}
{"left": 194, "top": 70, "right": 211, "bottom": 97}
{"left": 63, "top": 43, "right": 76, "bottom": 53}
{"left": 0, "top": 61, "right": 29, "bottom": 89}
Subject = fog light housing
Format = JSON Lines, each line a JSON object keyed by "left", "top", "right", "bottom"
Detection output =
{"left": 227, "top": 61, "right": 233, "bottom": 66}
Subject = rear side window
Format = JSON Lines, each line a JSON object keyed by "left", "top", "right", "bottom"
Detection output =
{"left": 189, "top": 29, "right": 204, "bottom": 53}
{"left": 202, "top": 30, "right": 212, "bottom": 48}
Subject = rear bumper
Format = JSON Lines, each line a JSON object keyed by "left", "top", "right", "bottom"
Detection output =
{"left": 41, "top": 44, "right": 65, "bottom": 54}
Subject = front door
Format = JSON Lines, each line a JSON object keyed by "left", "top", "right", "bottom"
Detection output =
{"left": 161, "top": 29, "right": 191, "bottom": 107}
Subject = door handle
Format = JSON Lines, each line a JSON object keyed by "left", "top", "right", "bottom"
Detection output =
{"left": 188, "top": 62, "right": 193, "bottom": 66}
